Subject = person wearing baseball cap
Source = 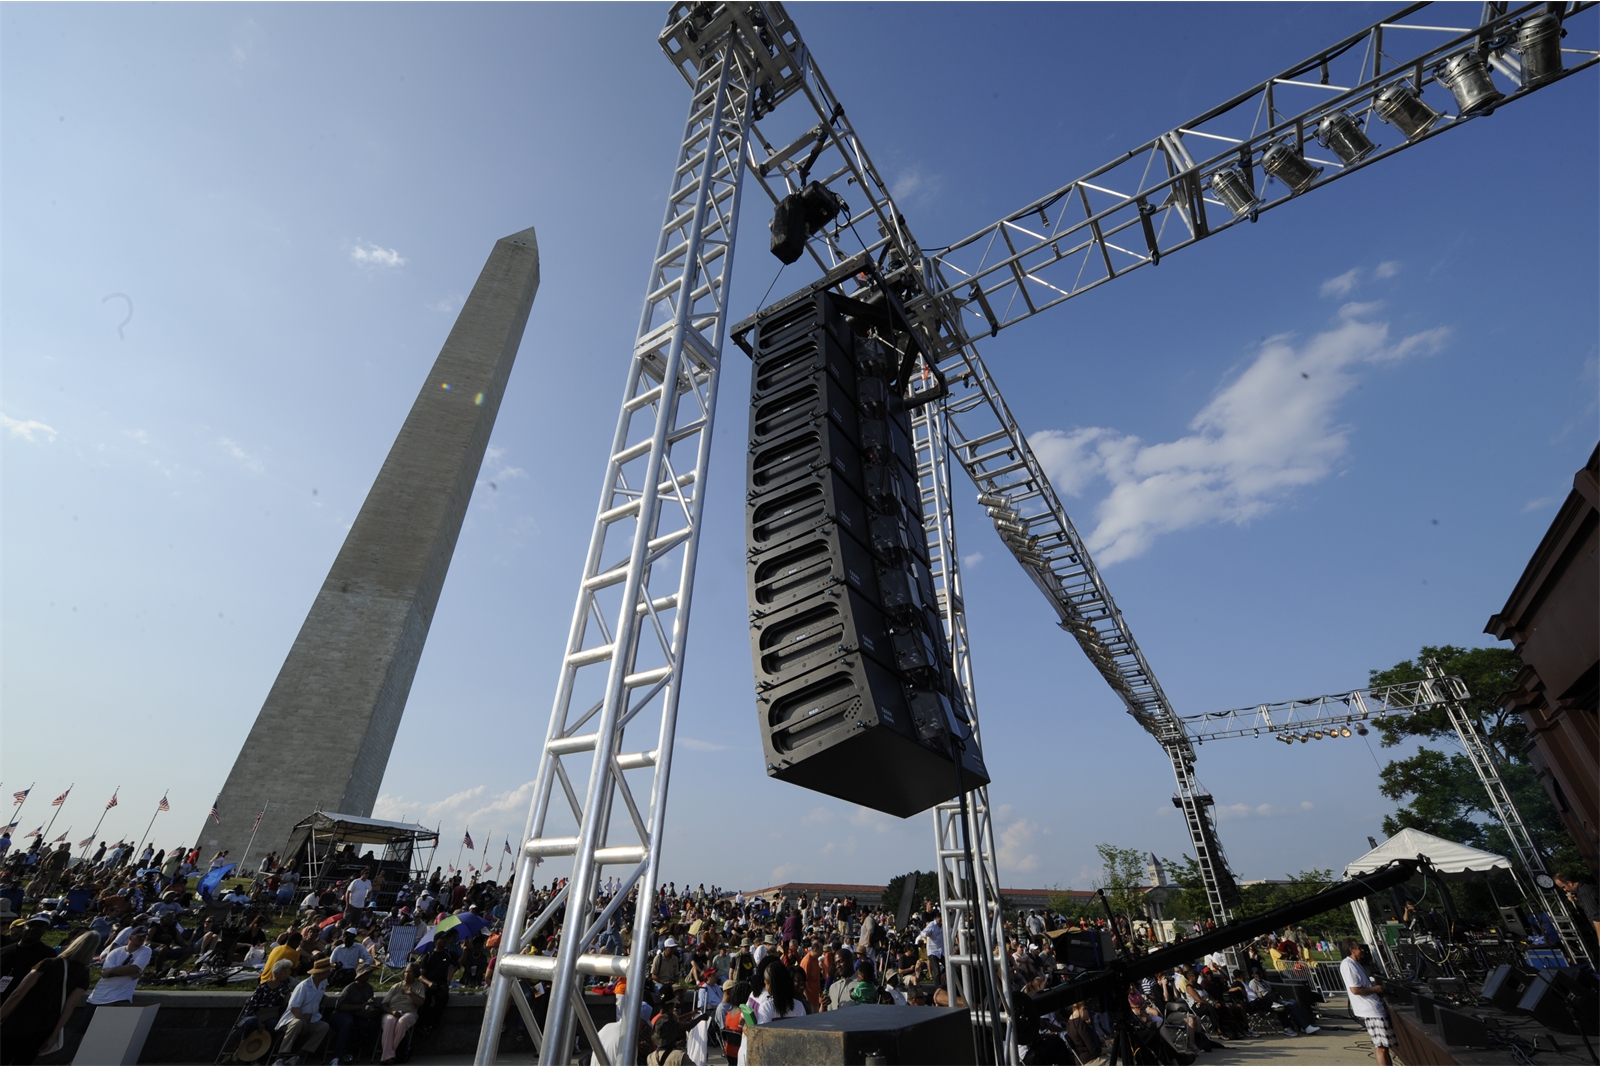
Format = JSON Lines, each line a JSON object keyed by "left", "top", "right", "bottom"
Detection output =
{"left": 329, "top": 963, "right": 381, "bottom": 1062}
{"left": 275, "top": 958, "right": 333, "bottom": 1060}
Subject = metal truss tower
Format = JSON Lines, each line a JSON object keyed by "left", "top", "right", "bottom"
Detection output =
{"left": 477, "top": 9, "right": 794, "bottom": 1061}
{"left": 914, "top": 401, "right": 1016, "bottom": 1064}
{"left": 1180, "top": 664, "right": 1594, "bottom": 967}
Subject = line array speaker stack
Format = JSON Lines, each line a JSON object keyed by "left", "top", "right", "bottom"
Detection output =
{"left": 733, "top": 285, "right": 989, "bottom": 818}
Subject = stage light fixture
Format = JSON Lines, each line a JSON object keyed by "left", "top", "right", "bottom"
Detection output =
{"left": 977, "top": 492, "right": 1010, "bottom": 508}
{"left": 1376, "top": 83, "right": 1441, "bottom": 139}
{"left": 1439, "top": 51, "right": 1505, "bottom": 115}
{"left": 1356, "top": 723, "right": 1370, "bottom": 736}
{"left": 1313, "top": 730, "right": 1325, "bottom": 739}
{"left": 1316, "top": 111, "right": 1377, "bottom": 165}
{"left": 1209, "top": 165, "right": 1259, "bottom": 219}
{"left": 1298, "top": 733, "right": 1310, "bottom": 743}
{"left": 1340, "top": 726, "right": 1353, "bottom": 738}
{"left": 1518, "top": 13, "right": 1565, "bottom": 86}
{"left": 1262, "top": 141, "right": 1322, "bottom": 193}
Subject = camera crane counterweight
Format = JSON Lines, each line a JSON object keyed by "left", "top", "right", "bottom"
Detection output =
{"left": 479, "top": 3, "right": 1597, "bottom": 1063}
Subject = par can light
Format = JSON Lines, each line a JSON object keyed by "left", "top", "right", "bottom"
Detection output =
{"left": 1341, "top": 726, "right": 1353, "bottom": 738}
{"left": 1439, "top": 51, "right": 1505, "bottom": 115}
{"left": 1376, "top": 83, "right": 1441, "bottom": 139}
{"left": 1262, "top": 142, "right": 1323, "bottom": 194}
{"left": 1316, "top": 111, "right": 1377, "bottom": 165}
{"left": 1518, "top": 13, "right": 1565, "bottom": 86}
{"left": 1209, "top": 165, "right": 1259, "bottom": 219}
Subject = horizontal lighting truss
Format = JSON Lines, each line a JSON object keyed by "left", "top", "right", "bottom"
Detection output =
{"left": 931, "top": 0, "right": 1598, "bottom": 337}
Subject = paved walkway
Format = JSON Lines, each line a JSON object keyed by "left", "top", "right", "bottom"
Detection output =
{"left": 1210, "top": 996, "right": 1378, "bottom": 1067}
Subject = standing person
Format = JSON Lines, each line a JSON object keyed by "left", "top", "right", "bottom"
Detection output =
{"left": 344, "top": 868, "right": 373, "bottom": 928}
{"left": 1339, "top": 939, "right": 1393, "bottom": 1067}
{"left": 737, "top": 961, "right": 806, "bottom": 1066}
{"left": 0, "top": 932, "right": 100, "bottom": 1065}
{"left": 1554, "top": 870, "right": 1600, "bottom": 955}
{"left": 917, "top": 915, "right": 944, "bottom": 981}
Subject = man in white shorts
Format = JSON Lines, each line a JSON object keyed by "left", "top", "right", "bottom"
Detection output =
{"left": 1339, "top": 938, "right": 1392, "bottom": 1065}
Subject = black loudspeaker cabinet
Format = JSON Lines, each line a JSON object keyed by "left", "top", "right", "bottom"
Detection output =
{"left": 755, "top": 654, "right": 989, "bottom": 817}
{"left": 1517, "top": 969, "right": 1600, "bottom": 1035}
{"left": 1480, "top": 964, "right": 1531, "bottom": 1011}
{"left": 740, "top": 285, "right": 989, "bottom": 818}
{"left": 1436, "top": 1006, "right": 1492, "bottom": 1048}
{"left": 1413, "top": 992, "right": 1437, "bottom": 1024}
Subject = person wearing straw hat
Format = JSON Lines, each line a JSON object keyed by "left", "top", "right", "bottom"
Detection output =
{"left": 274, "top": 958, "right": 332, "bottom": 1063}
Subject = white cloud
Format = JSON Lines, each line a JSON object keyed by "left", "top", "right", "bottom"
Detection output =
{"left": 997, "top": 816, "right": 1042, "bottom": 873}
{"left": 962, "top": 551, "right": 984, "bottom": 568}
{"left": 890, "top": 166, "right": 942, "bottom": 205}
{"left": 1029, "top": 307, "right": 1449, "bottom": 564}
{"left": 1522, "top": 496, "right": 1557, "bottom": 512}
{"left": 1215, "top": 800, "right": 1315, "bottom": 822}
{"left": 3, "top": 414, "right": 58, "bottom": 444}
{"left": 352, "top": 243, "right": 407, "bottom": 268}
{"left": 1320, "top": 267, "right": 1362, "bottom": 297}
{"left": 218, "top": 437, "right": 264, "bottom": 473}
{"left": 770, "top": 862, "right": 800, "bottom": 883}
{"left": 1373, "top": 260, "right": 1401, "bottom": 280}
{"left": 679, "top": 737, "right": 730, "bottom": 753}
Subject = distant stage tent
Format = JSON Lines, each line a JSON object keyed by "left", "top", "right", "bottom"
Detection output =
{"left": 1343, "top": 827, "right": 1511, "bottom": 969}
{"left": 285, "top": 810, "right": 440, "bottom": 899}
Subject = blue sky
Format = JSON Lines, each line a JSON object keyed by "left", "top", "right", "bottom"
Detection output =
{"left": 4, "top": 3, "right": 1595, "bottom": 893}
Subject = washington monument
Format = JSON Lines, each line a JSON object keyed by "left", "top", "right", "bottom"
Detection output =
{"left": 203, "top": 227, "right": 539, "bottom": 862}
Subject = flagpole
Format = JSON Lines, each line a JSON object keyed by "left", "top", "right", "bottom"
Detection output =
{"left": 77, "top": 787, "right": 119, "bottom": 863}
{"left": 40, "top": 784, "right": 73, "bottom": 842}
{"left": 8, "top": 782, "right": 34, "bottom": 829}
{"left": 237, "top": 802, "right": 268, "bottom": 876}
{"left": 137, "top": 794, "right": 167, "bottom": 859}
{"left": 455, "top": 827, "right": 468, "bottom": 872}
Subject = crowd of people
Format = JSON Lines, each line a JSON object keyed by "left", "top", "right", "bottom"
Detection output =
{"left": 0, "top": 826, "right": 1442, "bottom": 1067}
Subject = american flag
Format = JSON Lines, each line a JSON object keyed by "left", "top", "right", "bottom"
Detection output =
{"left": 504, "top": 839, "right": 513, "bottom": 855}
{"left": 78, "top": 835, "right": 95, "bottom": 847}
{"left": 462, "top": 830, "right": 474, "bottom": 850}
{"left": 209, "top": 798, "right": 221, "bottom": 825}
{"left": 467, "top": 864, "right": 476, "bottom": 872}
{"left": 53, "top": 831, "right": 69, "bottom": 842}
{"left": 12, "top": 788, "right": 29, "bottom": 804}
{"left": 157, "top": 795, "right": 170, "bottom": 812}
{"left": 446, "top": 864, "right": 456, "bottom": 874}
{"left": 251, "top": 809, "right": 264, "bottom": 831}
{"left": 51, "top": 789, "right": 70, "bottom": 806}
{"left": 25, "top": 826, "right": 42, "bottom": 838}
{"left": 1, "top": 823, "right": 17, "bottom": 834}
{"left": 105, "top": 793, "right": 119, "bottom": 811}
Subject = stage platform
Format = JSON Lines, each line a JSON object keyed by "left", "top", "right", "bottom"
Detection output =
{"left": 1389, "top": 995, "right": 1596, "bottom": 1065}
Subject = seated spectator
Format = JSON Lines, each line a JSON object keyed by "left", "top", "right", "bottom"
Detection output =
{"left": 227, "top": 959, "right": 294, "bottom": 1053}
{"left": 328, "top": 927, "right": 374, "bottom": 987}
{"left": 329, "top": 963, "right": 382, "bottom": 1063}
{"left": 275, "top": 958, "right": 333, "bottom": 1061}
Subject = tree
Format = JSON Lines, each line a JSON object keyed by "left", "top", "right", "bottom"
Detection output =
{"left": 1095, "top": 844, "right": 1150, "bottom": 922}
{"left": 884, "top": 871, "right": 939, "bottom": 924}
{"left": 1159, "top": 857, "right": 1357, "bottom": 937}
{"left": 1369, "top": 645, "right": 1582, "bottom": 871}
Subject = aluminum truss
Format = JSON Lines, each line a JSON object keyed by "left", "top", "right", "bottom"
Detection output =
{"left": 480, "top": 3, "right": 1597, "bottom": 1061}
{"left": 930, "top": 1, "right": 1599, "bottom": 337}
{"left": 476, "top": 10, "right": 786, "bottom": 1062}
{"left": 913, "top": 400, "right": 1015, "bottom": 1065}
{"left": 1177, "top": 665, "right": 1591, "bottom": 967}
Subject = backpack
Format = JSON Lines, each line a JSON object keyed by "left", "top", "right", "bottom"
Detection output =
{"left": 721, "top": 1005, "right": 746, "bottom": 1058}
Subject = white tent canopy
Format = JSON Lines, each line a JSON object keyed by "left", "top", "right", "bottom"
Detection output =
{"left": 1345, "top": 828, "right": 1512, "bottom": 974}
{"left": 1344, "top": 827, "right": 1511, "bottom": 881}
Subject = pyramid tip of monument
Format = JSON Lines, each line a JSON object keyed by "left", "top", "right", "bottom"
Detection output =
{"left": 500, "top": 226, "right": 539, "bottom": 249}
